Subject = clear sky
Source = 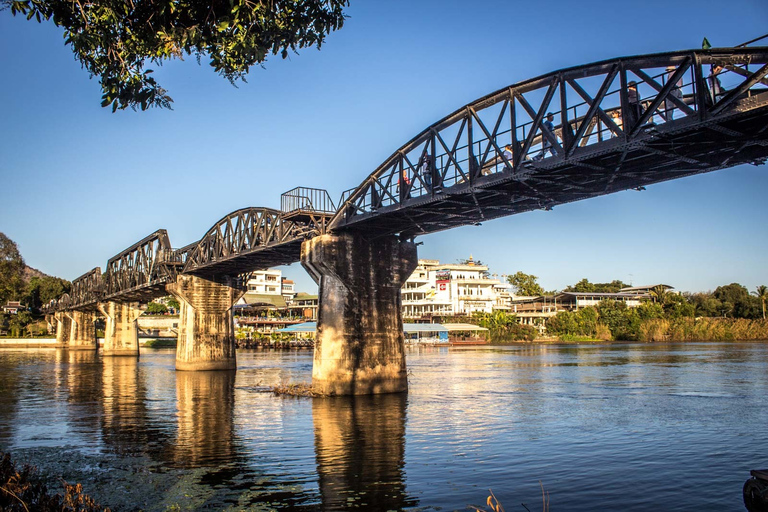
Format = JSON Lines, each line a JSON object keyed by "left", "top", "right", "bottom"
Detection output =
{"left": 1, "top": 0, "right": 767, "bottom": 295}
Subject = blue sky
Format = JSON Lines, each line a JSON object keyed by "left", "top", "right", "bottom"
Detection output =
{"left": 1, "top": 0, "right": 767, "bottom": 295}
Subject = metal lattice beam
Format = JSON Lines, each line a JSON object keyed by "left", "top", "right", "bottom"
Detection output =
{"left": 329, "top": 47, "right": 768, "bottom": 238}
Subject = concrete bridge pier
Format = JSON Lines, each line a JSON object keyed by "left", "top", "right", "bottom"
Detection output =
{"left": 301, "top": 232, "right": 418, "bottom": 395}
{"left": 98, "top": 302, "right": 142, "bottom": 357}
{"left": 166, "top": 275, "right": 245, "bottom": 371}
{"left": 65, "top": 310, "right": 98, "bottom": 350}
{"left": 54, "top": 311, "right": 71, "bottom": 347}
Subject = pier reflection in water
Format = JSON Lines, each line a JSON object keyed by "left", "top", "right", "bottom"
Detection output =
{"left": 313, "top": 394, "right": 416, "bottom": 510}
{"left": 0, "top": 343, "right": 767, "bottom": 511}
{"left": 171, "top": 370, "right": 239, "bottom": 467}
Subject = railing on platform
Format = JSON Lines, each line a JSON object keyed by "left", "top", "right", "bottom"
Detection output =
{"left": 281, "top": 187, "right": 336, "bottom": 216}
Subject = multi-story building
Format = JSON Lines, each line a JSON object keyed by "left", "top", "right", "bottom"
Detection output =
{"left": 281, "top": 277, "right": 296, "bottom": 303}
{"left": 401, "top": 257, "right": 506, "bottom": 320}
{"left": 246, "top": 269, "right": 282, "bottom": 295}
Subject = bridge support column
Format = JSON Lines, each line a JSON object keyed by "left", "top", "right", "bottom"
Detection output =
{"left": 98, "top": 302, "right": 142, "bottom": 357}
{"left": 65, "top": 310, "right": 97, "bottom": 350}
{"left": 301, "top": 232, "right": 417, "bottom": 395}
{"left": 54, "top": 312, "right": 71, "bottom": 347}
{"left": 167, "top": 275, "right": 245, "bottom": 371}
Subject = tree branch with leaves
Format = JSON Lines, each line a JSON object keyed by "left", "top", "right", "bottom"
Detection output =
{"left": 4, "top": 0, "right": 350, "bottom": 111}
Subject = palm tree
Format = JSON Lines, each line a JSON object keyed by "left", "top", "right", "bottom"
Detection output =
{"left": 651, "top": 285, "right": 669, "bottom": 306}
{"left": 753, "top": 285, "right": 768, "bottom": 320}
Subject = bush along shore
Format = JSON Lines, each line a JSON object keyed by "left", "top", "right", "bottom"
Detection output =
{"left": 0, "top": 452, "right": 110, "bottom": 511}
{"left": 546, "top": 300, "right": 768, "bottom": 342}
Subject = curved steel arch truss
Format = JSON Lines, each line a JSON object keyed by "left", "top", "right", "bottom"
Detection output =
{"left": 182, "top": 207, "right": 320, "bottom": 277}
{"left": 67, "top": 267, "right": 104, "bottom": 310}
{"left": 330, "top": 47, "right": 768, "bottom": 238}
{"left": 103, "top": 229, "right": 178, "bottom": 302}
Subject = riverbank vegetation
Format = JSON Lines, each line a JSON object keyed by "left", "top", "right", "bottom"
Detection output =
{"left": 546, "top": 283, "right": 768, "bottom": 341}
{"left": 0, "top": 233, "right": 70, "bottom": 337}
{"left": 0, "top": 452, "right": 109, "bottom": 511}
{"left": 440, "top": 312, "right": 538, "bottom": 343}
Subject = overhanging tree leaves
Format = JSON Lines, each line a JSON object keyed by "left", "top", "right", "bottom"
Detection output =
{"left": 4, "top": 0, "right": 350, "bottom": 111}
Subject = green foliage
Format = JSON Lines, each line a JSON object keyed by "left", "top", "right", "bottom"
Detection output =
{"left": 145, "top": 302, "right": 168, "bottom": 315}
{"left": 596, "top": 300, "right": 642, "bottom": 341}
{"left": 754, "top": 285, "right": 768, "bottom": 320}
{"left": 166, "top": 297, "right": 180, "bottom": 311}
{"left": 564, "top": 278, "right": 629, "bottom": 293}
{"left": 143, "top": 339, "right": 176, "bottom": 348}
{"left": 0, "top": 233, "right": 25, "bottom": 307}
{"left": 6, "top": 311, "right": 32, "bottom": 337}
{"left": 5, "top": 0, "right": 349, "bottom": 111}
{"left": 468, "top": 311, "right": 537, "bottom": 342}
{"left": 662, "top": 293, "right": 695, "bottom": 318}
{"left": 546, "top": 307, "right": 601, "bottom": 338}
{"left": 24, "top": 276, "right": 70, "bottom": 311}
{"left": 507, "top": 271, "right": 544, "bottom": 296}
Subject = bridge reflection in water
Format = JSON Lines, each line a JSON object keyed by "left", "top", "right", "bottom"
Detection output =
{"left": 171, "top": 370, "right": 239, "bottom": 468}
{"left": 313, "top": 393, "right": 416, "bottom": 510}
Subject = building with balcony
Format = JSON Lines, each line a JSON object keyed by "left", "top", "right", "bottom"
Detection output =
{"left": 402, "top": 257, "right": 508, "bottom": 320}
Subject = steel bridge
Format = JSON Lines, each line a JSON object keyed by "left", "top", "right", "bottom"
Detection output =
{"left": 49, "top": 45, "right": 768, "bottom": 313}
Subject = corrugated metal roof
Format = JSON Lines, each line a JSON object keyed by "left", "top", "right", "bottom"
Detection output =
{"left": 442, "top": 323, "right": 489, "bottom": 332}
{"left": 278, "top": 322, "right": 317, "bottom": 332}
{"left": 403, "top": 323, "right": 449, "bottom": 333}
{"left": 241, "top": 293, "right": 287, "bottom": 308}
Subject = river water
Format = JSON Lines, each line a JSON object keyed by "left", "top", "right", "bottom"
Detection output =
{"left": 0, "top": 343, "right": 766, "bottom": 511}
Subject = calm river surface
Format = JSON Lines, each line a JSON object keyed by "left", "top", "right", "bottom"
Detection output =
{"left": 0, "top": 343, "right": 766, "bottom": 511}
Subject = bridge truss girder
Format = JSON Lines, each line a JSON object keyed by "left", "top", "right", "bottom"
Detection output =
{"left": 103, "top": 229, "right": 179, "bottom": 303}
{"left": 180, "top": 207, "right": 325, "bottom": 278}
{"left": 330, "top": 47, "right": 768, "bottom": 238}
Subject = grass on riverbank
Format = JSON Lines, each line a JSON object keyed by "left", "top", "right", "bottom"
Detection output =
{"left": 142, "top": 339, "right": 177, "bottom": 348}
{"left": 0, "top": 452, "right": 110, "bottom": 511}
{"left": 638, "top": 318, "right": 768, "bottom": 342}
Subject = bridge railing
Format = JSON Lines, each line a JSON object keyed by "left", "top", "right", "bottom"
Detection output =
{"left": 281, "top": 187, "right": 336, "bottom": 215}
{"left": 331, "top": 47, "right": 768, "bottom": 227}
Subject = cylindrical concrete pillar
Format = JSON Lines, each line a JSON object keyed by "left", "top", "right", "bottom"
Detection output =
{"left": 55, "top": 312, "right": 71, "bottom": 347}
{"left": 166, "top": 275, "right": 245, "bottom": 371}
{"left": 301, "top": 232, "right": 417, "bottom": 395}
{"left": 66, "top": 310, "right": 98, "bottom": 350}
{"left": 99, "top": 301, "right": 142, "bottom": 357}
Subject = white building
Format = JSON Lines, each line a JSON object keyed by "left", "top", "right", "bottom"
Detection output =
{"left": 281, "top": 277, "right": 296, "bottom": 302}
{"left": 401, "top": 257, "right": 508, "bottom": 320}
{"left": 246, "top": 269, "right": 282, "bottom": 295}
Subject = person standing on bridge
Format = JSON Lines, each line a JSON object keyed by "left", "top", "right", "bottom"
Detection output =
{"left": 502, "top": 144, "right": 514, "bottom": 166}
{"left": 398, "top": 168, "right": 411, "bottom": 200}
{"left": 534, "top": 112, "right": 556, "bottom": 161}
{"left": 707, "top": 64, "right": 727, "bottom": 105}
{"left": 626, "top": 81, "right": 643, "bottom": 128}
{"left": 419, "top": 153, "right": 432, "bottom": 191}
{"left": 664, "top": 66, "right": 683, "bottom": 121}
